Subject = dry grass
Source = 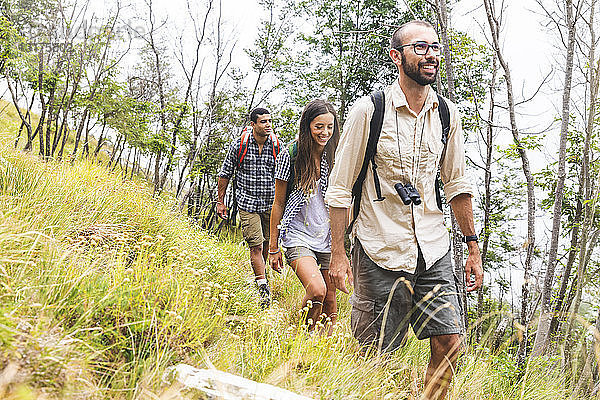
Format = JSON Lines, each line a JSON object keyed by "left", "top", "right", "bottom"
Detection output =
{"left": 0, "top": 109, "right": 595, "bottom": 399}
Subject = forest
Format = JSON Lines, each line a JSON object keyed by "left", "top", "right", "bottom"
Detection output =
{"left": 0, "top": 0, "right": 599, "bottom": 398}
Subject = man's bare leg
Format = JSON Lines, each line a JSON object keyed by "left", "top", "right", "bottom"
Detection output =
{"left": 250, "top": 244, "right": 266, "bottom": 280}
{"left": 423, "top": 334, "right": 462, "bottom": 399}
{"left": 261, "top": 240, "right": 269, "bottom": 266}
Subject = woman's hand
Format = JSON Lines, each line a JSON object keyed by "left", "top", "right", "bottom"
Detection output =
{"left": 269, "top": 248, "right": 284, "bottom": 273}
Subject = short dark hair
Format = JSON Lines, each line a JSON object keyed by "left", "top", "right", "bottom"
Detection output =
{"left": 249, "top": 107, "right": 271, "bottom": 123}
{"left": 390, "top": 20, "right": 435, "bottom": 49}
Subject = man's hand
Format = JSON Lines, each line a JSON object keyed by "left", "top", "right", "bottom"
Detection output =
{"left": 464, "top": 244, "right": 483, "bottom": 292}
{"left": 448, "top": 194, "right": 483, "bottom": 291}
{"left": 216, "top": 202, "right": 228, "bottom": 219}
{"left": 329, "top": 252, "right": 353, "bottom": 294}
{"left": 269, "top": 249, "right": 283, "bottom": 274}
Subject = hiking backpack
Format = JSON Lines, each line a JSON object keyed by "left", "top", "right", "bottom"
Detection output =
{"left": 284, "top": 140, "right": 298, "bottom": 204}
{"left": 348, "top": 90, "right": 450, "bottom": 230}
{"left": 236, "top": 125, "right": 281, "bottom": 168}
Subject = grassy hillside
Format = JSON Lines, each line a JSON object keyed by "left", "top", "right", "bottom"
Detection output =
{"left": 0, "top": 109, "right": 588, "bottom": 399}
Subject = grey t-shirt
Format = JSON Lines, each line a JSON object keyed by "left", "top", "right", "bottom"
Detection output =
{"left": 281, "top": 183, "right": 331, "bottom": 252}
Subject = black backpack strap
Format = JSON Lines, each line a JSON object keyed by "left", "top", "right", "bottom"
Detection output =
{"left": 348, "top": 90, "right": 385, "bottom": 233}
{"left": 435, "top": 94, "right": 450, "bottom": 211}
{"left": 437, "top": 94, "right": 450, "bottom": 147}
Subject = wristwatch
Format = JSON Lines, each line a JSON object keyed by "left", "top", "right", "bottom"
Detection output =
{"left": 462, "top": 235, "right": 478, "bottom": 243}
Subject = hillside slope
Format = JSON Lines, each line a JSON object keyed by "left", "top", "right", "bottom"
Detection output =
{"left": 0, "top": 111, "right": 582, "bottom": 399}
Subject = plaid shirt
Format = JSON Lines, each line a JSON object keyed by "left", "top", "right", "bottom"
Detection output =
{"left": 274, "top": 149, "right": 329, "bottom": 240}
{"left": 218, "top": 134, "right": 279, "bottom": 213}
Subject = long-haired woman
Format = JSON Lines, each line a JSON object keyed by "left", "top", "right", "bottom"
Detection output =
{"left": 269, "top": 99, "right": 340, "bottom": 333}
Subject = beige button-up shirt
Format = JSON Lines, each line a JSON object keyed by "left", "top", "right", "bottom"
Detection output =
{"left": 325, "top": 81, "right": 474, "bottom": 272}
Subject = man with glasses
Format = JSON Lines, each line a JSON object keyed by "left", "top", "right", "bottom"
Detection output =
{"left": 326, "top": 20, "right": 483, "bottom": 399}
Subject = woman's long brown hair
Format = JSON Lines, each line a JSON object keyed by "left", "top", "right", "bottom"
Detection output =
{"left": 293, "top": 99, "right": 340, "bottom": 193}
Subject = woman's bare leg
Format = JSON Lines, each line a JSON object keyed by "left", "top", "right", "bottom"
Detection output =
{"left": 290, "top": 256, "right": 327, "bottom": 330}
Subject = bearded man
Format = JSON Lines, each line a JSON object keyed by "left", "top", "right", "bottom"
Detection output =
{"left": 325, "top": 20, "right": 483, "bottom": 399}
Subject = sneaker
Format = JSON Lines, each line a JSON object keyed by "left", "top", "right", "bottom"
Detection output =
{"left": 257, "top": 283, "right": 271, "bottom": 309}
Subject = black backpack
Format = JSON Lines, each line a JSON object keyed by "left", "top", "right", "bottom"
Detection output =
{"left": 348, "top": 90, "right": 450, "bottom": 231}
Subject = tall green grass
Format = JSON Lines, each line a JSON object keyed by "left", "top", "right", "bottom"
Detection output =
{"left": 0, "top": 110, "right": 595, "bottom": 399}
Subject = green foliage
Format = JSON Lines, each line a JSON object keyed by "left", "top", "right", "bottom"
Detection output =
{"left": 439, "top": 30, "right": 494, "bottom": 136}
{"left": 277, "top": 0, "right": 411, "bottom": 120}
{"left": 273, "top": 106, "right": 298, "bottom": 143}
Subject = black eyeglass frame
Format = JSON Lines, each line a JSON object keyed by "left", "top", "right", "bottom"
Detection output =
{"left": 394, "top": 41, "right": 442, "bottom": 56}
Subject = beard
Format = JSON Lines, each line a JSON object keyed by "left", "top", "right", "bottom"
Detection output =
{"left": 400, "top": 51, "right": 438, "bottom": 86}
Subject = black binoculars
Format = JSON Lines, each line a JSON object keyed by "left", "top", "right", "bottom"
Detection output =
{"left": 394, "top": 182, "right": 422, "bottom": 205}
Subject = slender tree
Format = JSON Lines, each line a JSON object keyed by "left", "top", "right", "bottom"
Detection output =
{"left": 483, "top": 0, "right": 538, "bottom": 365}
{"left": 532, "top": 0, "right": 580, "bottom": 357}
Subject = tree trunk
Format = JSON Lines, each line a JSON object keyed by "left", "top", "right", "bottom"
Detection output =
{"left": 146, "top": 153, "right": 154, "bottom": 179}
{"left": 549, "top": 198, "right": 582, "bottom": 338}
{"left": 83, "top": 117, "right": 91, "bottom": 158}
{"left": 108, "top": 135, "right": 123, "bottom": 167}
{"left": 112, "top": 142, "right": 126, "bottom": 172}
{"left": 483, "top": 0, "right": 536, "bottom": 366}
{"left": 563, "top": 4, "right": 600, "bottom": 348}
{"left": 72, "top": 108, "right": 89, "bottom": 158}
{"left": 5, "top": 77, "right": 34, "bottom": 151}
{"left": 477, "top": 55, "right": 498, "bottom": 342}
{"left": 532, "top": 0, "right": 577, "bottom": 357}
{"left": 93, "top": 121, "right": 108, "bottom": 158}
{"left": 43, "top": 87, "right": 57, "bottom": 158}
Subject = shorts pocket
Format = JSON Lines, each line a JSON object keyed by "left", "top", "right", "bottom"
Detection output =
{"left": 453, "top": 272, "right": 466, "bottom": 333}
{"left": 349, "top": 294, "right": 378, "bottom": 346}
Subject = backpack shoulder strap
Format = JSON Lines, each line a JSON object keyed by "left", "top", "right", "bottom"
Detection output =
{"left": 435, "top": 94, "right": 451, "bottom": 211}
{"left": 270, "top": 132, "right": 281, "bottom": 159}
{"left": 436, "top": 94, "right": 450, "bottom": 147}
{"left": 237, "top": 127, "right": 252, "bottom": 168}
{"left": 349, "top": 90, "right": 385, "bottom": 232}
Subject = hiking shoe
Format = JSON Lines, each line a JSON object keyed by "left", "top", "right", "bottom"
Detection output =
{"left": 257, "top": 283, "right": 271, "bottom": 309}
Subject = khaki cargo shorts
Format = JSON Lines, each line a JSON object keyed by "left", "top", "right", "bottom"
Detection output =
{"left": 350, "top": 239, "right": 464, "bottom": 353}
{"left": 238, "top": 209, "right": 271, "bottom": 248}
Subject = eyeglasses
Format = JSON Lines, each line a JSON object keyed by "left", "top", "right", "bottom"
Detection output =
{"left": 395, "top": 42, "right": 442, "bottom": 56}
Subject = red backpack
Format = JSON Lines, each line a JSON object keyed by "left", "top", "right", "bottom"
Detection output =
{"left": 236, "top": 126, "right": 281, "bottom": 168}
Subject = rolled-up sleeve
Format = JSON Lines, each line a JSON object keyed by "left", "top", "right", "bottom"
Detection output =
{"left": 325, "top": 96, "right": 373, "bottom": 208}
{"left": 440, "top": 103, "right": 474, "bottom": 202}
{"left": 274, "top": 148, "right": 291, "bottom": 181}
{"left": 218, "top": 140, "right": 238, "bottom": 179}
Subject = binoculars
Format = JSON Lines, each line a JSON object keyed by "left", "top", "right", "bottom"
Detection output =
{"left": 394, "top": 182, "right": 422, "bottom": 205}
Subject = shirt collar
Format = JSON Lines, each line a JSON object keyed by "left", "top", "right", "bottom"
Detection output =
{"left": 250, "top": 133, "right": 272, "bottom": 146}
{"left": 390, "top": 79, "right": 439, "bottom": 115}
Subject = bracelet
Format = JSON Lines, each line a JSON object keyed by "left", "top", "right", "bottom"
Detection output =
{"left": 268, "top": 248, "right": 281, "bottom": 255}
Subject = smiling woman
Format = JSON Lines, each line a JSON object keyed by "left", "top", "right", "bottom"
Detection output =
{"left": 268, "top": 99, "right": 341, "bottom": 334}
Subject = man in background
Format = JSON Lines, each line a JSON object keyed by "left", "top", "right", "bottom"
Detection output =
{"left": 217, "top": 108, "right": 280, "bottom": 308}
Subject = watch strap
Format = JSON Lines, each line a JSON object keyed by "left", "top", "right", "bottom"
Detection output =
{"left": 463, "top": 235, "right": 478, "bottom": 243}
